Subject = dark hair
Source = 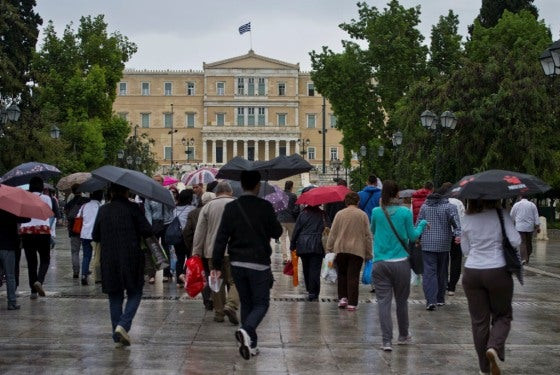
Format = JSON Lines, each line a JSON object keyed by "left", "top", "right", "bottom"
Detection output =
{"left": 91, "top": 190, "right": 104, "bottom": 201}
{"left": 109, "top": 183, "right": 129, "bottom": 198}
{"left": 367, "top": 175, "right": 377, "bottom": 184}
{"left": 284, "top": 180, "right": 293, "bottom": 190}
{"left": 344, "top": 191, "right": 360, "bottom": 206}
{"left": 240, "top": 170, "right": 261, "bottom": 191}
{"left": 423, "top": 181, "right": 434, "bottom": 191}
{"left": 29, "top": 176, "right": 44, "bottom": 193}
{"left": 381, "top": 180, "right": 399, "bottom": 207}
{"left": 466, "top": 199, "right": 499, "bottom": 214}
{"left": 71, "top": 183, "right": 80, "bottom": 194}
{"left": 337, "top": 179, "right": 347, "bottom": 187}
{"left": 178, "top": 189, "right": 193, "bottom": 205}
{"left": 206, "top": 180, "right": 218, "bottom": 193}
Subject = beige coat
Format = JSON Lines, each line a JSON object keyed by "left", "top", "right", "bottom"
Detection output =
{"left": 192, "top": 195, "right": 235, "bottom": 258}
{"left": 325, "top": 205, "right": 373, "bottom": 260}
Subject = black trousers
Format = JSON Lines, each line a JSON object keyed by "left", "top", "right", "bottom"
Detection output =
{"left": 22, "top": 234, "right": 51, "bottom": 292}
{"left": 149, "top": 225, "right": 172, "bottom": 278}
{"left": 448, "top": 240, "right": 462, "bottom": 292}
{"left": 174, "top": 241, "right": 188, "bottom": 282}
{"left": 300, "top": 253, "right": 323, "bottom": 299}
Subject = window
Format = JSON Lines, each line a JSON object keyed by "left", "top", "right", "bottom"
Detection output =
{"left": 277, "top": 113, "right": 286, "bottom": 126}
{"left": 307, "top": 83, "right": 315, "bottom": 96}
{"left": 216, "top": 113, "right": 225, "bottom": 126}
{"left": 258, "top": 78, "right": 265, "bottom": 95}
{"left": 308, "top": 147, "right": 316, "bottom": 160}
{"left": 186, "top": 113, "right": 195, "bottom": 128}
{"left": 237, "top": 77, "right": 244, "bottom": 95}
{"left": 119, "top": 82, "right": 127, "bottom": 95}
{"left": 216, "top": 147, "right": 223, "bottom": 163}
{"left": 187, "top": 82, "right": 195, "bottom": 96}
{"left": 141, "top": 113, "right": 150, "bottom": 128}
{"left": 330, "top": 114, "right": 337, "bottom": 128}
{"left": 118, "top": 112, "right": 128, "bottom": 121}
{"left": 257, "top": 107, "right": 265, "bottom": 126}
{"left": 330, "top": 147, "right": 338, "bottom": 160}
{"left": 141, "top": 82, "right": 150, "bottom": 95}
{"left": 164, "top": 82, "right": 172, "bottom": 96}
{"left": 164, "top": 113, "right": 173, "bottom": 128}
{"left": 247, "top": 107, "right": 255, "bottom": 126}
{"left": 307, "top": 114, "right": 316, "bottom": 128}
{"left": 164, "top": 146, "right": 172, "bottom": 160}
{"left": 186, "top": 146, "right": 195, "bottom": 161}
{"left": 278, "top": 82, "right": 285, "bottom": 96}
{"left": 248, "top": 78, "right": 255, "bottom": 96}
{"left": 237, "top": 108, "right": 245, "bottom": 126}
{"left": 217, "top": 82, "right": 225, "bottom": 96}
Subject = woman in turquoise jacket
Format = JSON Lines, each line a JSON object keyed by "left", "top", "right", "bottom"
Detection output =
{"left": 370, "top": 180, "right": 427, "bottom": 352}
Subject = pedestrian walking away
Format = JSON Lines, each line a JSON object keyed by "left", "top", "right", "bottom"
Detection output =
{"left": 172, "top": 190, "right": 194, "bottom": 287}
{"left": 510, "top": 195, "right": 540, "bottom": 264}
{"left": 276, "top": 180, "right": 299, "bottom": 264}
{"left": 64, "top": 184, "right": 90, "bottom": 279}
{"left": 79, "top": 190, "right": 103, "bottom": 286}
{"left": 213, "top": 170, "right": 282, "bottom": 360}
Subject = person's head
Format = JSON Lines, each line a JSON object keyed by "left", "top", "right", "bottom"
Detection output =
{"left": 337, "top": 179, "right": 347, "bottom": 187}
{"left": 109, "top": 183, "right": 129, "bottom": 199}
{"left": 240, "top": 170, "right": 261, "bottom": 193}
{"left": 178, "top": 189, "right": 193, "bottom": 206}
{"left": 201, "top": 192, "right": 216, "bottom": 206}
{"left": 29, "top": 176, "right": 44, "bottom": 193}
{"left": 192, "top": 183, "right": 203, "bottom": 197}
{"left": 153, "top": 174, "right": 163, "bottom": 185}
{"left": 367, "top": 175, "right": 378, "bottom": 186}
{"left": 344, "top": 191, "right": 360, "bottom": 207}
{"left": 423, "top": 181, "right": 434, "bottom": 191}
{"left": 381, "top": 180, "right": 399, "bottom": 207}
{"left": 436, "top": 182, "right": 453, "bottom": 195}
{"left": 91, "top": 190, "right": 104, "bottom": 202}
{"left": 466, "top": 199, "right": 499, "bottom": 214}
{"left": 169, "top": 186, "right": 179, "bottom": 200}
{"left": 206, "top": 180, "right": 218, "bottom": 193}
{"left": 71, "top": 183, "right": 81, "bottom": 195}
{"left": 284, "top": 180, "right": 294, "bottom": 191}
{"left": 215, "top": 181, "right": 233, "bottom": 196}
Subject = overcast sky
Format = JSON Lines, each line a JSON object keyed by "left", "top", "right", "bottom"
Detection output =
{"left": 35, "top": 0, "right": 559, "bottom": 71}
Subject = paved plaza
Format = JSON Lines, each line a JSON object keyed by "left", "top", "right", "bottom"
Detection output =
{"left": 1, "top": 231, "right": 559, "bottom": 374}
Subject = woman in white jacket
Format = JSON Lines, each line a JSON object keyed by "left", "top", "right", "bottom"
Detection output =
{"left": 80, "top": 190, "right": 104, "bottom": 285}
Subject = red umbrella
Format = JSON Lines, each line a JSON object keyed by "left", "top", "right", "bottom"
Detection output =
{"left": 296, "top": 185, "right": 351, "bottom": 206}
{"left": 0, "top": 184, "right": 54, "bottom": 220}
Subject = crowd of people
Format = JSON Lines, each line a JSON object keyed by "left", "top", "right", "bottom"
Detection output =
{"left": 0, "top": 170, "right": 541, "bottom": 375}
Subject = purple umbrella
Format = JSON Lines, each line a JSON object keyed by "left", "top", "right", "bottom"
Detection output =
{"left": 0, "top": 162, "right": 61, "bottom": 186}
{"left": 264, "top": 185, "right": 289, "bottom": 213}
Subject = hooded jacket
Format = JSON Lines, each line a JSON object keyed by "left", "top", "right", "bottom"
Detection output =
{"left": 358, "top": 185, "right": 382, "bottom": 221}
{"left": 417, "top": 193, "right": 461, "bottom": 252}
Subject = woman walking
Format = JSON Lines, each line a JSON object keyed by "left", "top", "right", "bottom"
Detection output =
{"left": 79, "top": 190, "right": 103, "bottom": 285}
{"left": 325, "top": 192, "right": 372, "bottom": 311}
{"left": 370, "top": 180, "right": 427, "bottom": 351}
{"left": 173, "top": 189, "right": 194, "bottom": 287}
{"left": 461, "top": 199, "right": 520, "bottom": 375}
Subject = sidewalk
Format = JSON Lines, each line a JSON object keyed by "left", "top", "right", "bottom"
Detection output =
{"left": 1, "top": 232, "right": 559, "bottom": 374}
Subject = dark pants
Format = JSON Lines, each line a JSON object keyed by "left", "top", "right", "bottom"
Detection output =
{"left": 300, "top": 253, "right": 323, "bottom": 299}
{"left": 448, "top": 241, "right": 462, "bottom": 292}
{"left": 149, "top": 225, "right": 172, "bottom": 278}
{"left": 22, "top": 234, "right": 51, "bottom": 292}
{"left": 81, "top": 239, "right": 93, "bottom": 278}
{"left": 462, "top": 267, "right": 513, "bottom": 373}
{"left": 231, "top": 266, "right": 271, "bottom": 348}
{"left": 15, "top": 248, "right": 21, "bottom": 288}
{"left": 422, "top": 251, "right": 449, "bottom": 305}
{"left": 0, "top": 250, "right": 17, "bottom": 304}
{"left": 335, "top": 253, "right": 363, "bottom": 306}
{"left": 174, "top": 241, "right": 188, "bottom": 282}
{"left": 201, "top": 257, "right": 212, "bottom": 309}
{"left": 108, "top": 287, "right": 143, "bottom": 341}
{"left": 519, "top": 231, "right": 533, "bottom": 263}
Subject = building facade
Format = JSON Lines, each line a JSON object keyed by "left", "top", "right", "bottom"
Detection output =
{"left": 113, "top": 50, "right": 344, "bottom": 174}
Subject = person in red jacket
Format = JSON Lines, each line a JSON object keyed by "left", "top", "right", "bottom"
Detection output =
{"left": 412, "top": 182, "right": 434, "bottom": 224}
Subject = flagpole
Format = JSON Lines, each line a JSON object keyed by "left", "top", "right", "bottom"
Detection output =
{"left": 250, "top": 30, "right": 253, "bottom": 51}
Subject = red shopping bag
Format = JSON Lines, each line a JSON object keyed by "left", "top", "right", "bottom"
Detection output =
{"left": 184, "top": 256, "right": 206, "bottom": 298}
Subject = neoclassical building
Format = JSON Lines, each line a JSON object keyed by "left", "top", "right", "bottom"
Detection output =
{"left": 113, "top": 50, "right": 344, "bottom": 173}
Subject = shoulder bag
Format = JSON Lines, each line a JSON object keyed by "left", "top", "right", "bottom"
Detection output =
{"left": 496, "top": 209, "right": 524, "bottom": 285}
{"left": 381, "top": 206, "right": 423, "bottom": 274}
{"left": 72, "top": 205, "right": 85, "bottom": 235}
{"left": 165, "top": 206, "right": 187, "bottom": 246}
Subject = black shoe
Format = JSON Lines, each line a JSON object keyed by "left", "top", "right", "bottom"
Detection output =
{"left": 204, "top": 301, "right": 214, "bottom": 311}
{"left": 73, "top": 273, "right": 79, "bottom": 279}
{"left": 370, "top": 287, "right": 375, "bottom": 293}
{"left": 7, "top": 303, "right": 20, "bottom": 310}
{"left": 81, "top": 277, "right": 88, "bottom": 286}
{"left": 426, "top": 304, "right": 436, "bottom": 311}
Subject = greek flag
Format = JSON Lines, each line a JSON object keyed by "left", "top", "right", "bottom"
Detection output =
{"left": 239, "top": 22, "right": 251, "bottom": 35}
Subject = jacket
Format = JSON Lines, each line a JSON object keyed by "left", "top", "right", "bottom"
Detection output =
{"left": 65, "top": 195, "right": 90, "bottom": 237}
{"left": 145, "top": 197, "right": 175, "bottom": 225}
{"left": 358, "top": 185, "right": 381, "bottom": 220}
{"left": 92, "top": 197, "right": 153, "bottom": 294}
{"left": 213, "top": 194, "right": 282, "bottom": 269}
{"left": 417, "top": 193, "right": 461, "bottom": 252}
{"left": 412, "top": 188, "right": 431, "bottom": 224}
{"left": 193, "top": 195, "right": 234, "bottom": 258}
{"left": 290, "top": 206, "right": 327, "bottom": 256}
{"left": 277, "top": 190, "right": 299, "bottom": 223}
{"left": 0, "top": 209, "right": 30, "bottom": 251}
{"left": 182, "top": 206, "right": 202, "bottom": 257}
{"left": 325, "top": 206, "right": 372, "bottom": 260}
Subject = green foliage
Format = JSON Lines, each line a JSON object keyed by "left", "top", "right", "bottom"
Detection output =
{"left": 428, "top": 10, "right": 463, "bottom": 76}
{"left": 475, "top": 0, "right": 538, "bottom": 29}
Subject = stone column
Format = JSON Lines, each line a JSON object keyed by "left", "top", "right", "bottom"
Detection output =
{"left": 295, "top": 140, "right": 300, "bottom": 155}
{"left": 243, "top": 140, "right": 248, "bottom": 159}
{"left": 211, "top": 140, "right": 217, "bottom": 164}
{"left": 275, "top": 139, "right": 280, "bottom": 157}
{"left": 233, "top": 139, "right": 238, "bottom": 157}
{"left": 202, "top": 139, "right": 207, "bottom": 163}
{"left": 254, "top": 140, "right": 259, "bottom": 161}
{"left": 223, "top": 140, "right": 228, "bottom": 163}
{"left": 265, "top": 140, "right": 270, "bottom": 160}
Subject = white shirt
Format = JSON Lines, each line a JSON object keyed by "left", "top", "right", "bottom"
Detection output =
{"left": 448, "top": 198, "right": 465, "bottom": 224}
{"left": 510, "top": 199, "right": 540, "bottom": 232}
{"left": 80, "top": 200, "right": 101, "bottom": 240}
{"left": 20, "top": 193, "right": 52, "bottom": 229}
{"left": 461, "top": 209, "right": 521, "bottom": 269}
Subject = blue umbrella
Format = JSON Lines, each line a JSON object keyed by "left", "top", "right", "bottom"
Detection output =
{"left": 0, "top": 162, "right": 61, "bottom": 186}
{"left": 76, "top": 177, "right": 108, "bottom": 193}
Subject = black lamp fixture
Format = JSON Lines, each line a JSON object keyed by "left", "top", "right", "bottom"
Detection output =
{"left": 392, "top": 131, "right": 403, "bottom": 147}
{"left": 297, "top": 138, "right": 310, "bottom": 157}
{"left": 539, "top": 40, "right": 560, "bottom": 77}
{"left": 50, "top": 125, "right": 61, "bottom": 139}
{"left": 420, "top": 110, "right": 458, "bottom": 186}
{"left": 0, "top": 103, "right": 21, "bottom": 126}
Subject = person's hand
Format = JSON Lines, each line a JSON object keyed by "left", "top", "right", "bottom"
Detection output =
{"left": 454, "top": 236, "right": 461, "bottom": 244}
{"left": 210, "top": 269, "right": 222, "bottom": 279}
{"left": 536, "top": 227, "right": 541, "bottom": 233}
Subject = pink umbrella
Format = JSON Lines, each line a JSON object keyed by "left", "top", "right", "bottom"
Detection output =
{"left": 163, "top": 176, "right": 179, "bottom": 186}
{"left": 264, "top": 185, "right": 289, "bottom": 213}
{"left": 182, "top": 167, "right": 218, "bottom": 186}
{"left": 0, "top": 184, "right": 54, "bottom": 220}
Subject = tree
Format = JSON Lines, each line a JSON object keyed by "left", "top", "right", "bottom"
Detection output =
{"left": 470, "top": 0, "right": 538, "bottom": 34}
{"left": 428, "top": 10, "right": 463, "bottom": 76}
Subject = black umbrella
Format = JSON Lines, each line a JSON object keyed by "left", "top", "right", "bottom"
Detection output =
{"left": 216, "top": 154, "right": 312, "bottom": 181}
{"left": 0, "top": 162, "right": 61, "bottom": 186}
{"left": 91, "top": 165, "right": 175, "bottom": 207}
{"left": 448, "top": 169, "right": 551, "bottom": 200}
{"left": 223, "top": 180, "right": 277, "bottom": 197}
{"left": 76, "top": 177, "right": 108, "bottom": 193}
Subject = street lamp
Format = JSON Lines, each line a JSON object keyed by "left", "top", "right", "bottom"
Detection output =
{"left": 539, "top": 40, "right": 560, "bottom": 77}
{"left": 378, "top": 146, "right": 384, "bottom": 157}
{"left": 392, "top": 131, "right": 403, "bottom": 147}
{"left": 126, "top": 155, "right": 133, "bottom": 166}
{"left": 0, "top": 103, "right": 21, "bottom": 126}
{"left": 329, "top": 158, "right": 342, "bottom": 180}
{"left": 297, "top": 138, "right": 310, "bottom": 158}
{"left": 50, "top": 125, "right": 61, "bottom": 139}
{"left": 420, "top": 109, "right": 458, "bottom": 187}
{"left": 181, "top": 137, "right": 195, "bottom": 161}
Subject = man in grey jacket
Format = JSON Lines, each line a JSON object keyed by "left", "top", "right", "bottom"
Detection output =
{"left": 193, "top": 181, "right": 239, "bottom": 324}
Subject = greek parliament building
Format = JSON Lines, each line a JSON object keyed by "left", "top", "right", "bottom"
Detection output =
{"left": 112, "top": 50, "right": 344, "bottom": 174}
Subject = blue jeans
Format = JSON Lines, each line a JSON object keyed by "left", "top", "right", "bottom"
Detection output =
{"left": 0, "top": 250, "right": 17, "bottom": 304}
{"left": 422, "top": 251, "right": 449, "bottom": 305}
{"left": 231, "top": 266, "right": 271, "bottom": 347}
{"left": 81, "top": 239, "right": 93, "bottom": 277}
{"left": 108, "top": 288, "right": 143, "bottom": 341}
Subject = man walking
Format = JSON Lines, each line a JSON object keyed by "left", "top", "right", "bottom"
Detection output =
{"left": 276, "top": 180, "right": 299, "bottom": 264}
{"left": 510, "top": 195, "right": 540, "bottom": 265}
{"left": 358, "top": 175, "right": 382, "bottom": 221}
{"left": 417, "top": 185, "right": 461, "bottom": 310}
{"left": 193, "top": 181, "right": 239, "bottom": 324}
{"left": 65, "top": 184, "right": 89, "bottom": 279}
{"left": 213, "top": 170, "right": 282, "bottom": 360}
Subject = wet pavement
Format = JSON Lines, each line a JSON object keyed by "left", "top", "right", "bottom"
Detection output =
{"left": 1, "top": 231, "right": 560, "bottom": 374}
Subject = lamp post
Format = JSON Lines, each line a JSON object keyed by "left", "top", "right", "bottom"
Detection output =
{"left": 126, "top": 155, "right": 133, "bottom": 166}
{"left": 420, "top": 110, "right": 457, "bottom": 187}
{"left": 391, "top": 131, "right": 403, "bottom": 179}
{"left": 181, "top": 137, "right": 195, "bottom": 162}
{"left": 297, "top": 138, "right": 310, "bottom": 158}
{"left": 329, "top": 158, "right": 342, "bottom": 180}
{"left": 0, "top": 103, "right": 21, "bottom": 129}
{"left": 359, "top": 145, "right": 367, "bottom": 175}
{"left": 167, "top": 103, "right": 177, "bottom": 171}
{"left": 50, "top": 125, "right": 61, "bottom": 139}
{"left": 539, "top": 40, "right": 560, "bottom": 76}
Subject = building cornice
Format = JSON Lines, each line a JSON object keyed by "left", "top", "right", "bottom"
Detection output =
{"left": 204, "top": 50, "right": 299, "bottom": 70}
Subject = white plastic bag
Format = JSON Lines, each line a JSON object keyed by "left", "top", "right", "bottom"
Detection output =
{"left": 321, "top": 253, "right": 337, "bottom": 283}
{"left": 208, "top": 274, "right": 223, "bottom": 292}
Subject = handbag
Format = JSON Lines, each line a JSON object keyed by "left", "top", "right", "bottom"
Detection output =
{"left": 496, "top": 209, "right": 524, "bottom": 285}
{"left": 165, "top": 217, "right": 183, "bottom": 246}
{"left": 144, "top": 236, "right": 170, "bottom": 270}
{"left": 381, "top": 206, "right": 423, "bottom": 274}
{"left": 362, "top": 259, "right": 373, "bottom": 284}
{"left": 321, "top": 212, "right": 330, "bottom": 250}
{"left": 71, "top": 205, "right": 85, "bottom": 235}
{"left": 283, "top": 260, "right": 294, "bottom": 276}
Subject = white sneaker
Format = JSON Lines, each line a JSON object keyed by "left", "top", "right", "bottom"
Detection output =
{"left": 338, "top": 297, "right": 348, "bottom": 308}
{"left": 250, "top": 347, "right": 260, "bottom": 356}
{"left": 380, "top": 342, "right": 393, "bottom": 352}
{"left": 114, "top": 325, "right": 131, "bottom": 346}
{"left": 397, "top": 335, "right": 412, "bottom": 345}
{"left": 447, "top": 290, "right": 455, "bottom": 296}
{"left": 486, "top": 348, "right": 501, "bottom": 375}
